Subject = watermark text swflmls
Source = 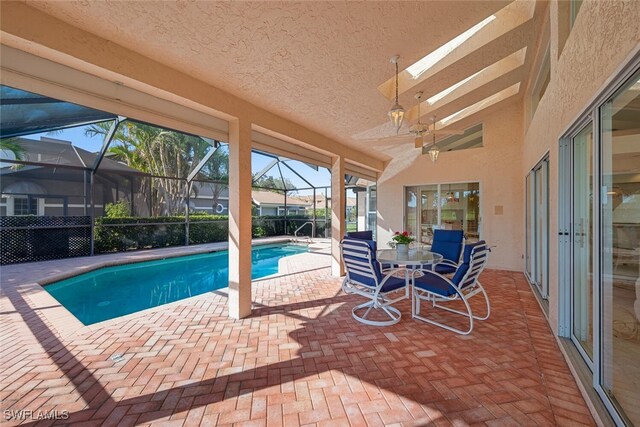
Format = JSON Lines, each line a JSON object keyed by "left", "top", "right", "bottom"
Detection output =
{"left": 4, "top": 409, "right": 69, "bottom": 421}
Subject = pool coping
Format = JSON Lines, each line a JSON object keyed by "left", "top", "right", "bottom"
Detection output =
{"left": 1, "top": 237, "right": 330, "bottom": 339}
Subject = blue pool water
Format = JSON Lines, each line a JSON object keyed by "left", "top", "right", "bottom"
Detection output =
{"left": 45, "top": 244, "right": 308, "bottom": 325}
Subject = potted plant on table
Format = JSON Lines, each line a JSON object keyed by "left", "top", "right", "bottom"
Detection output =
{"left": 389, "top": 231, "right": 415, "bottom": 253}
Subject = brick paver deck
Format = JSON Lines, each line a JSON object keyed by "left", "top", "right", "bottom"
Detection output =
{"left": 0, "top": 268, "right": 594, "bottom": 426}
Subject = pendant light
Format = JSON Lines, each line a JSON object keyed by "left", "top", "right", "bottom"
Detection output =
{"left": 427, "top": 139, "right": 439, "bottom": 163}
{"left": 388, "top": 55, "right": 405, "bottom": 131}
{"left": 427, "top": 116, "right": 439, "bottom": 163}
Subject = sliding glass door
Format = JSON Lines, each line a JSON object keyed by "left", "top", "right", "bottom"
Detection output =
{"left": 572, "top": 123, "right": 594, "bottom": 360}
{"left": 561, "top": 65, "right": 639, "bottom": 426}
{"left": 599, "top": 69, "right": 640, "bottom": 426}
{"left": 404, "top": 182, "right": 480, "bottom": 244}
{"left": 420, "top": 185, "right": 438, "bottom": 244}
{"left": 525, "top": 156, "right": 549, "bottom": 299}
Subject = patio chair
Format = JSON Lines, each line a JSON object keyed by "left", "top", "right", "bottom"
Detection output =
{"left": 412, "top": 240, "right": 490, "bottom": 335}
{"left": 345, "top": 231, "right": 397, "bottom": 271}
{"left": 341, "top": 238, "right": 409, "bottom": 326}
{"left": 427, "top": 229, "right": 465, "bottom": 274}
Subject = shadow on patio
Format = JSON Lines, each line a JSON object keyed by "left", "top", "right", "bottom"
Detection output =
{"left": 0, "top": 268, "right": 594, "bottom": 426}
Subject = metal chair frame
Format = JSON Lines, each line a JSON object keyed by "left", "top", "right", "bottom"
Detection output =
{"left": 341, "top": 239, "right": 409, "bottom": 326}
{"left": 425, "top": 229, "right": 465, "bottom": 275}
{"left": 412, "top": 245, "right": 490, "bottom": 335}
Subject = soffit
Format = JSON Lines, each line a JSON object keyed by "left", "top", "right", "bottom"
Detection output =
{"left": 24, "top": 1, "right": 543, "bottom": 158}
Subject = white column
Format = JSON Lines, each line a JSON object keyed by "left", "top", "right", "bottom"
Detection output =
{"left": 331, "top": 156, "right": 345, "bottom": 276}
{"left": 228, "top": 119, "right": 252, "bottom": 319}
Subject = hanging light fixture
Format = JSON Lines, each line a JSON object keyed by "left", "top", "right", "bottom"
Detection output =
{"left": 388, "top": 55, "right": 405, "bottom": 131}
{"left": 427, "top": 116, "right": 439, "bottom": 163}
{"left": 427, "top": 141, "right": 439, "bottom": 163}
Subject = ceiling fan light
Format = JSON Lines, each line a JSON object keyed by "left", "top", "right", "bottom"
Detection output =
{"left": 428, "top": 146, "right": 440, "bottom": 163}
{"left": 388, "top": 103, "right": 405, "bottom": 130}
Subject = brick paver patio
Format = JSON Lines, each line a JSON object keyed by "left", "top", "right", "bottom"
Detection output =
{"left": 0, "top": 268, "right": 594, "bottom": 426}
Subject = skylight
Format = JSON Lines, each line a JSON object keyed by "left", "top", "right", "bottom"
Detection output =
{"left": 427, "top": 70, "right": 482, "bottom": 105}
{"left": 406, "top": 15, "right": 496, "bottom": 79}
{"left": 440, "top": 83, "right": 520, "bottom": 126}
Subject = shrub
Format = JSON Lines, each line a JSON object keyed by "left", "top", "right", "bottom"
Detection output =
{"left": 104, "top": 200, "right": 130, "bottom": 218}
{"left": 93, "top": 214, "right": 328, "bottom": 253}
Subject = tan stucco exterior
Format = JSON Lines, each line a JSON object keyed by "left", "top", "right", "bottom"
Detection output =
{"left": 376, "top": 100, "right": 525, "bottom": 272}
{"left": 522, "top": 0, "right": 640, "bottom": 332}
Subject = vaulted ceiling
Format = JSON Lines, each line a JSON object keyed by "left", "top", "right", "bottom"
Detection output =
{"left": 25, "top": 0, "right": 547, "bottom": 161}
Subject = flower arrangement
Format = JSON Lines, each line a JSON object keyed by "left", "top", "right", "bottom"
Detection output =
{"left": 389, "top": 231, "right": 415, "bottom": 247}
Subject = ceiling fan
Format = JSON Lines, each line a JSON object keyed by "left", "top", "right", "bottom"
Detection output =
{"left": 376, "top": 91, "right": 464, "bottom": 148}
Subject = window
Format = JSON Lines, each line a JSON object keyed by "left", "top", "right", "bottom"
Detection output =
{"left": 570, "top": 0, "right": 584, "bottom": 28}
{"left": 404, "top": 182, "right": 480, "bottom": 244}
{"left": 12, "top": 197, "right": 38, "bottom": 216}
{"left": 531, "top": 46, "right": 551, "bottom": 116}
{"left": 429, "top": 123, "right": 483, "bottom": 153}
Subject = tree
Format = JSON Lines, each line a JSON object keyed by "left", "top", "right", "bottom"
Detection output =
{"left": 0, "top": 137, "right": 26, "bottom": 163}
{"left": 253, "top": 175, "right": 298, "bottom": 195}
{"left": 191, "top": 147, "right": 229, "bottom": 214}
{"left": 87, "top": 121, "right": 221, "bottom": 216}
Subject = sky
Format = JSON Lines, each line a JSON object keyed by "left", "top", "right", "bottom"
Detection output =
{"left": 21, "top": 123, "right": 333, "bottom": 195}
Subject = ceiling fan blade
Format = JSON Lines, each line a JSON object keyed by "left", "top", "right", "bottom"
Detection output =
{"left": 368, "top": 138, "right": 410, "bottom": 146}
{"left": 431, "top": 129, "right": 464, "bottom": 135}
{"left": 414, "top": 136, "right": 423, "bottom": 148}
{"left": 368, "top": 136, "right": 415, "bottom": 144}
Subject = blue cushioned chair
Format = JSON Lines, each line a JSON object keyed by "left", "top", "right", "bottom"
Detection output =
{"left": 412, "top": 240, "right": 490, "bottom": 335}
{"left": 346, "top": 231, "right": 373, "bottom": 240}
{"left": 345, "top": 231, "right": 396, "bottom": 271}
{"left": 426, "top": 229, "right": 465, "bottom": 275}
{"left": 341, "top": 238, "right": 409, "bottom": 326}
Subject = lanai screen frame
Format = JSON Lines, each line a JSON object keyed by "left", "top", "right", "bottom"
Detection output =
{"left": 0, "top": 85, "right": 339, "bottom": 259}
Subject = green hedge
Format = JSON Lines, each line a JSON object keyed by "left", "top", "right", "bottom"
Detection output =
{"left": 94, "top": 214, "right": 328, "bottom": 253}
{"left": 252, "top": 215, "right": 328, "bottom": 238}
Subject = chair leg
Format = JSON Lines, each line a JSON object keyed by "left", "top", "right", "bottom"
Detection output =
{"left": 433, "top": 283, "right": 490, "bottom": 321}
{"left": 412, "top": 289, "right": 474, "bottom": 335}
{"left": 352, "top": 300, "right": 402, "bottom": 326}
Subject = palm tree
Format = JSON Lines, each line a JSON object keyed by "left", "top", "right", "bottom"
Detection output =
{"left": 0, "top": 137, "right": 26, "bottom": 161}
{"left": 86, "top": 121, "right": 219, "bottom": 216}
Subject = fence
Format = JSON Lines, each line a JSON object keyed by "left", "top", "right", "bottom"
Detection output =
{"left": 0, "top": 216, "right": 91, "bottom": 264}
{"left": 0, "top": 214, "right": 331, "bottom": 264}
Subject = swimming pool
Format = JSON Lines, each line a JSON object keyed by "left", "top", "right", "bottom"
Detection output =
{"left": 45, "top": 243, "right": 308, "bottom": 325}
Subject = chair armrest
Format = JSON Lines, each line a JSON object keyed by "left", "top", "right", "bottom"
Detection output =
{"left": 411, "top": 267, "right": 457, "bottom": 288}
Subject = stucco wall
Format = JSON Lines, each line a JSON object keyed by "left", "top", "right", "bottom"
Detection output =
{"left": 523, "top": 0, "right": 640, "bottom": 332}
{"left": 377, "top": 101, "right": 524, "bottom": 272}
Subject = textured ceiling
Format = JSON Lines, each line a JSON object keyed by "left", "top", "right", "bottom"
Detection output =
{"left": 25, "top": 1, "right": 544, "bottom": 159}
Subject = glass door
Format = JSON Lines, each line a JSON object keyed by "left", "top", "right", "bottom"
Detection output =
{"left": 405, "top": 186, "right": 419, "bottom": 237}
{"left": 525, "top": 157, "right": 549, "bottom": 298}
{"left": 572, "top": 123, "right": 594, "bottom": 361}
{"left": 526, "top": 173, "right": 534, "bottom": 279}
{"left": 420, "top": 185, "right": 438, "bottom": 244}
{"left": 599, "top": 69, "right": 640, "bottom": 426}
{"left": 537, "top": 160, "right": 549, "bottom": 296}
{"left": 404, "top": 182, "right": 481, "bottom": 245}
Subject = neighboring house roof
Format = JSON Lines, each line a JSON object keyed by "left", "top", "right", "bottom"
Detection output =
{"left": 252, "top": 190, "right": 311, "bottom": 207}
{"left": 2, "top": 137, "right": 146, "bottom": 175}
{"left": 298, "top": 194, "right": 357, "bottom": 209}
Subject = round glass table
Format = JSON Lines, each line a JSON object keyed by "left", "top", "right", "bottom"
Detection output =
{"left": 377, "top": 248, "right": 443, "bottom": 266}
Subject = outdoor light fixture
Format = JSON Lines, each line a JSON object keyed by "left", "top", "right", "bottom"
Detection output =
{"left": 427, "top": 145, "right": 440, "bottom": 163}
{"left": 388, "top": 55, "right": 405, "bottom": 131}
{"left": 427, "top": 117, "right": 439, "bottom": 163}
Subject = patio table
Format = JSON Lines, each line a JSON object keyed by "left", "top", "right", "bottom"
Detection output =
{"left": 377, "top": 248, "right": 443, "bottom": 268}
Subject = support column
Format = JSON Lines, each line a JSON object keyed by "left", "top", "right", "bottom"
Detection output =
{"left": 228, "top": 118, "right": 252, "bottom": 319}
{"left": 331, "top": 156, "right": 345, "bottom": 277}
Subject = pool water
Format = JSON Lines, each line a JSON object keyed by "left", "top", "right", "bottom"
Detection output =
{"left": 45, "top": 244, "right": 308, "bottom": 325}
